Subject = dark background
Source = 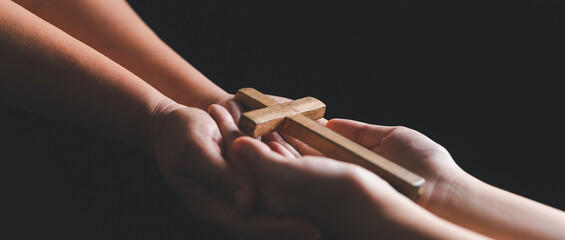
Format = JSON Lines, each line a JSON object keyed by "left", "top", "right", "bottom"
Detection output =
{"left": 2, "top": 1, "right": 564, "bottom": 239}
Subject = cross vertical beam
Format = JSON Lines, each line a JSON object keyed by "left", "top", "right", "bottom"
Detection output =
{"left": 235, "top": 88, "right": 425, "bottom": 199}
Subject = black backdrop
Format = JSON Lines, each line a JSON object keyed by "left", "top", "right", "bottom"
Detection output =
{"left": 2, "top": 1, "right": 564, "bottom": 239}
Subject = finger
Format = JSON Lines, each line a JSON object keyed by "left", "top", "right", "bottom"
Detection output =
{"left": 208, "top": 105, "right": 255, "bottom": 212}
{"left": 316, "top": 117, "right": 328, "bottom": 126}
{"left": 326, "top": 118, "right": 397, "bottom": 149}
{"left": 267, "top": 141, "right": 297, "bottom": 158}
{"left": 232, "top": 136, "right": 377, "bottom": 220}
{"left": 232, "top": 137, "right": 326, "bottom": 185}
{"left": 208, "top": 104, "right": 244, "bottom": 162}
{"left": 261, "top": 132, "right": 301, "bottom": 157}
{"left": 275, "top": 118, "right": 329, "bottom": 157}
{"left": 158, "top": 108, "right": 256, "bottom": 215}
{"left": 170, "top": 175, "right": 320, "bottom": 240}
{"left": 277, "top": 131, "right": 324, "bottom": 156}
{"left": 224, "top": 100, "right": 243, "bottom": 124}
{"left": 175, "top": 153, "right": 254, "bottom": 214}
{"left": 232, "top": 136, "right": 283, "bottom": 168}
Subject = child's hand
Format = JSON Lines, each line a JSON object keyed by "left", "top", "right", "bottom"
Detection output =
{"left": 149, "top": 103, "right": 320, "bottom": 240}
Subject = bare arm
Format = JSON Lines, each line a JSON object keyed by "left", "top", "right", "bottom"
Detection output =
{"left": 326, "top": 119, "right": 565, "bottom": 240}
{"left": 0, "top": 0, "right": 172, "bottom": 150}
{"left": 14, "top": 0, "right": 230, "bottom": 110}
{"left": 207, "top": 105, "right": 487, "bottom": 239}
{"left": 434, "top": 172, "right": 565, "bottom": 240}
{"left": 0, "top": 3, "right": 321, "bottom": 238}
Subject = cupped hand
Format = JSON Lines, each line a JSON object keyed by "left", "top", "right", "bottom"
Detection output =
{"left": 325, "top": 119, "right": 469, "bottom": 213}
{"left": 210, "top": 103, "right": 416, "bottom": 238}
{"left": 229, "top": 129, "right": 487, "bottom": 240}
{"left": 148, "top": 102, "right": 320, "bottom": 240}
{"left": 213, "top": 103, "right": 491, "bottom": 239}
{"left": 223, "top": 93, "right": 466, "bottom": 212}
{"left": 233, "top": 136, "right": 415, "bottom": 239}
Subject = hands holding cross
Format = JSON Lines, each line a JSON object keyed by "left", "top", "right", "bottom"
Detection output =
{"left": 2, "top": 1, "right": 564, "bottom": 239}
{"left": 201, "top": 89, "right": 565, "bottom": 239}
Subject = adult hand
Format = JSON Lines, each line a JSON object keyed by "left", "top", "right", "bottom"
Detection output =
{"left": 327, "top": 119, "right": 565, "bottom": 240}
{"left": 226, "top": 119, "right": 484, "bottom": 239}
{"left": 149, "top": 102, "right": 320, "bottom": 240}
{"left": 225, "top": 95, "right": 465, "bottom": 213}
{"left": 232, "top": 136, "right": 405, "bottom": 239}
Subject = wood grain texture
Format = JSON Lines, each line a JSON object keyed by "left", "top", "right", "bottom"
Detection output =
{"left": 234, "top": 88, "right": 425, "bottom": 199}
{"left": 238, "top": 96, "right": 326, "bottom": 137}
{"left": 283, "top": 114, "right": 425, "bottom": 199}
{"left": 234, "top": 88, "right": 278, "bottom": 109}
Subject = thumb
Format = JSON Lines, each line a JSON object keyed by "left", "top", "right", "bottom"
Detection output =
{"left": 326, "top": 118, "right": 395, "bottom": 149}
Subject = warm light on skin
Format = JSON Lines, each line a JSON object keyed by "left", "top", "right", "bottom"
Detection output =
{"left": 2, "top": 0, "right": 565, "bottom": 239}
{"left": 12, "top": 0, "right": 231, "bottom": 110}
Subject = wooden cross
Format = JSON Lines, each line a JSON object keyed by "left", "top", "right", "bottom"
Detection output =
{"left": 234, "top": 88, "right": 425, "bottom": 199}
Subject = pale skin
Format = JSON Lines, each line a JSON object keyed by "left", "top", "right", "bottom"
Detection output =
{"left": 207, "top": 104, "right": 565, "bottom": 239}
{"left": 1, "top": 0, "right": 319, "bottom": 239}
{"left": 3, "top": 0, "right": 565, "bottom": 239}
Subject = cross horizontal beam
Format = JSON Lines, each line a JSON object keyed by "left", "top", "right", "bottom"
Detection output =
{"left": 238, "top": 96, "right": 326, "bottom": 137}
{"left": 234, "top": 88, "right": 425, "bottom": 199}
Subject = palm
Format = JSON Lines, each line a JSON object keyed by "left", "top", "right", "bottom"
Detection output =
{"left": 152, "top": 107, "right": 241, "bottom": 212}
{"left": 150, "top": 105, "right": 320, "bottom": 239}
{"left": 325, "top": 119, "right": 465, "bottom": 208}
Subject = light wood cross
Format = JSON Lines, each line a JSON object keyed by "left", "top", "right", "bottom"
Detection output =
{"left": 235, "top": 88, "right": 425, "bottom": 199}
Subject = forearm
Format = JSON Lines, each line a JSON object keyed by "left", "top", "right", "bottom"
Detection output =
{"left": 327, "top": 174, "right": 488, "bottom": 239}
{"left": 0, "top": 0, "right": 174, "bottom": 151}
{"left": 375, "top": 200, "right": 489, "bottom": 240}
{"left": 431, "top": 173, "right": 565, "bottom": 239}
{"left": 14, "top": 0, "right": 230, "bottom": 109}
{"left": 333, "top": 202, "right": 487, "bottom": 239}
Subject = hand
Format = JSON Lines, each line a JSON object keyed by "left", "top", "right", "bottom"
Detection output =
{"left": 148, "top": 102, "right": 320, "bottom": 240}
{"left": 231, "top": 136, "right": 407, "bottom": 239}
{"left": 326, "top": 119, "right": 467, "bottom": 213}
{"left": 325, "top": 119, "right": 468, "bottom": 213}
{"left": 206, "top": 103, "right": 466, "bottom": 239}
{"left": 226, "top": 94, "right": 464, "bottom": 213}
{"left": 227, "top": 123, "right": 484, "bottom": 239}
{"left": 210, "top": 104, "right": 398, "bottom": 238}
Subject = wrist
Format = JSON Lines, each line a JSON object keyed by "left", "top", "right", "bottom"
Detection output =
{"left": 421, "top": 169, "right": 480, "bottom": 219}
{"left": 339, "top": 167, "right": 460, "bottom": 239}
{"left": 146, "top": 97, "right": 186, "bottom": 155}
{"left": 179, "top": 88, "right": 232, "bottom": 110}
{"left": 326, "top": 166, "right": 407, "bottom": 238}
